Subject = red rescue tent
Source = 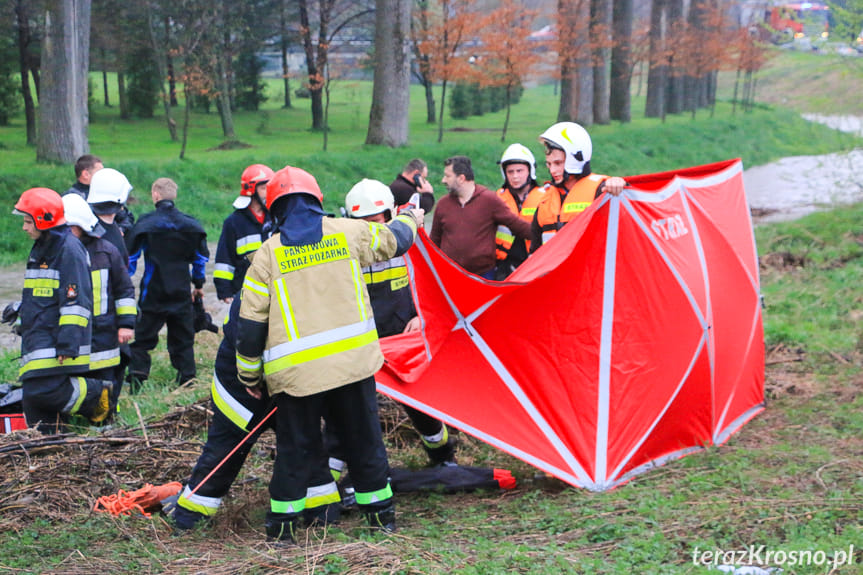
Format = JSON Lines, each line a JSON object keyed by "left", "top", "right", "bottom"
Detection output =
{"left": 377, "top": 159, "right": 765, "bottom": 491}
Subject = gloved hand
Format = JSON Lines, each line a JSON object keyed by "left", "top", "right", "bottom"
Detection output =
{"left": 2, "top": 301, "right": 20, "bottom": 325}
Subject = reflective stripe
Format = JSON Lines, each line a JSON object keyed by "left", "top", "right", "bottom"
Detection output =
{"left": 271, "top": 498, "right": 305, "bottom": 514}
{"left": 20, "top": 354, "right": 91, "bottom": 377}
{"left": 422, "top": 425, "right": 449, "bottom": 449}
{"left": 243, "top": 276, "right": 269, "bottom": 297}
{"left": 236, "top": 354, "right": 262, "bottom": 371}
{"left": 59, "top": 315, "right": 88, "bottom": 327}
{"left": 65, "top": 377, "right": 87, "bottom": 415}
{"left": 350, "top": 260, "right": 367, "bottom": 322}
{"left": 521, "top": 207, "right": 537, "bottom": 216}
{"left": 92, "top": 269, "right": 108, "bottom": 316}
{"left": 362, "top": 266, "right": 407, "bottom": 284}
{"left": 61, "top": 305, "right": 91, "bottom": 319}
{"left": 275, "top": 279, "right": 299, "bottom": 341}
{"left": 355, "top": 483, "right": 393, "bottom": 506}
{"left": 90, "top": 348, "right": 121, "bottom": 370}
{"left": 368, "top": 223, "right": 381, "bottom": 251}
{"left": 236, "top": 234, "right": 263, "bottom": 255}
{"left": 25, "top": 269, "right": 60, "bottom": 280}
{"left": 305, "top": 482, "right": 340, "bottom": 509}
{"left": 214, "top": 263, "right": 235, "bottom": 281}
{"left": 115, "top": 298, "right": 137, "bottom": 315}
{"left": 211, "top": 374, "right": 253, "bottom": 430}
{"left": 495, "top": 225, "right": 515, "bottom": 244}
{"left": 23, "top": 278, "right": 59, "bottom": 289}
{"left": 262, "top": 319, "right": 378, "bottom": 374}
{"left": 178, "top": 485, "right": 221, "bottom": 516}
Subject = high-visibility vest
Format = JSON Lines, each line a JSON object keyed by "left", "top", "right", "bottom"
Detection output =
{"left": 495, "top": 186, "right": 545, "bottom": 260}
{"left": 534, "top": 174, "right": 606, "bottom": 246}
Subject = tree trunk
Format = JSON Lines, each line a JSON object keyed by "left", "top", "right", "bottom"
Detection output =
{"left": 280, "top": 2, "right": 292, "bottom": 109}
{"left": 146, "top": 2, "right": 177, "bottom": 141}
{"left": 366, "top": 0, "right": 411, "bottom": 146}
{"left": 180, "top": 87, "right": 192, "bottom": 159}
{"left": 732, "top": 67, "right": 740, "bottom": 115}
{"left": 37, "top": 0, "right": 91, "bottom": 163}
{"left": 558, "top": 55, "right": 578, "bottom": 122}
{"left": 298, "top": 0, "right": 326, "bottom": 131}
{"left": 215, "top": 52, "right": 236, "bottom": 140}
{"left": 117, "top": 72, "right": 129, "bottom": 119}
{"left": 609, "top": 0, "right": 632, "bottom": 122}
{"left": 100, "top": 48, "right": 110, "bottom": 107}
{"left": 645, "top": 0, "right": 666, "bottom": 119}
{"left": 15, "top": 0, "right": 37, "bottom": 146}
{"left": 423, "top": 80, "right": 436, "bottom": 124}
{"left": 591, "top": 0, "right": 611, "bottom": 125}
{"left": 501, "top": 85, "right": 512, "bottom": 143}
{"left": 437, "top": 79, "right": 448, "bottom": 143}
{"left": 665, "top": 0, "right": 684, "bottom": 114}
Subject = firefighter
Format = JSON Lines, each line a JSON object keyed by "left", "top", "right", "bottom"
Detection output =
{"left": 13, "top": 188, "right": 112, "bottom": 432}
{"left": 530, "top": 122, "right": 627, "bottom": 252}
{"left": 62, "top": 194, "right": 136, "bottom": 415}
{"left": 494, "top": 144, "right": 547, "bottom": 280}
{"left": 236, "top": 166, "right": 424, "bottom": 541}
{"left": 214, "top": 164, "right": 273, "bottom": 303}
{"left": 87, "top": 168, "right": 134, "bottom": 265}
{"left": 171, "top": 294, "right": 340, "bottom": 531}
{"left": 341, "top": 179, "right": 456, "bottom": 466}
{"left": 126, "top": 178, "right": 209, "bottom": 389}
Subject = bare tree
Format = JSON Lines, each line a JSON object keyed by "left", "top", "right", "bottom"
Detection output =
{"left": 14, "top": 0, "right": 39, "bottom": 145}
{"left": 645, "top": 0, "right": 667, "bottom": 119}
{"left": 366, "top": 0, "right": 412, "bottom": 146}
{"left": 37, "top": 0, "right": 91, "bottom": 163}
{"left": 410, "top": 0, "right": 435, "bottom": 124}
{"left": 591, "top": 0, "right": 612, "bottom": 124}
{"left": 557, "top": 0, "right": 593, "bottom": 125}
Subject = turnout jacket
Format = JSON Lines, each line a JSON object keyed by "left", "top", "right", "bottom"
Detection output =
{"left": 19, "top": 227, "right": 92, "bottom": 381}
{"left": 81, "top": 234, "right": 137, "bottom": 371}
{"left": 236, "top": 214, "right": 418, "bottom": 397}
{"left": 214, "top": 208, "right": 264, "bottom": 300}
{"left": 364, "top": 254, "right": 415, "bottom": 338}
{"left": 126, "top": 200, "right": 209, "bottom": 308}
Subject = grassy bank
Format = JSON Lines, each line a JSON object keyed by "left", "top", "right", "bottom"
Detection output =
{"left": 0, "top": 67, "right": 860, "bottom": 265}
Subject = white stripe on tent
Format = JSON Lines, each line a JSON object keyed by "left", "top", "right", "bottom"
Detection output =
{"left": 714, "top": 401, "right": 765, "bottom": 445}
{"left": 595, "top": 197, "right": 621, "bottom": 485}
{"left": 405, "top": 246, "right": 432, "bottom": 362}
{"left": 414, "top": 237, "right": 593, "bottom": 485}
{"left": 712, "top": 297, "right": 764, "bottom": 442}
{"left": 607, "top": 333, "right": 709, "bottom": 483}
{"left": 606, "top": 445, "right": 704, "bottom": 490}
{"left": 676, "top": 188, "right": 718, "bottom": 443}
{"left": 377, "top": 382, "right": 590, "bottom": 489}
{"left": 623, "top": 161, "right": 743, "bottom": 205}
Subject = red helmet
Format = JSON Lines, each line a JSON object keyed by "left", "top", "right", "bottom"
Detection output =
{"left": 14, "top": 188, "right": 66, "bottom": 230}
{"left": 266, "top": 166, "right": 323, "bottom": 211}
{"left": 240, "top": 164, "right": 275, "bottom": 196}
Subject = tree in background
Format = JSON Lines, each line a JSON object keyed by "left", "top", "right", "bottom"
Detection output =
{"left": 827, "top": 0, "right": 863, "bottom": 42}
{"left": 366, "top": 0, "right": 412, "bottom": 146}
{"left": 37, "top": 0, "right": 91, "bottom": 163}
{"left": 410, "top": 0, "right": 436, "bottom": 124}
{"left": 0, "top": 34, "right": 22, "bottom": 126}
{"left": 125, "top": 44, "right": 161, "bottom": 118}
{"left": 12, "top": 0, "right": 41, "bottom": 145}
{"left": 731, "top": 28, "right": 771, "bottom": 113}
{"left": 413, "top": 0, "right": 478, "bottom": 142}
{"left": 609, "top": 0, "right": 632, "bottom": 122}
{"left": 590, "top": 0, "right": 612, "bottom": 124}
{"left": 556, "top": 0, "right": 593, "bottom": 125}
{"left": 297, "top": 0, "right": 374, "bottom": 131}
{"left": 474, "top": 0, "right": 543, "bottom": 142}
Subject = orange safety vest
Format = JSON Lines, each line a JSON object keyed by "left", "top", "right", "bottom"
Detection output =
{"left": 495, "top": 186, "right": 545, "bottom": 260}
{"left": 534, "top": 174, "right": 606, "bottom": 246}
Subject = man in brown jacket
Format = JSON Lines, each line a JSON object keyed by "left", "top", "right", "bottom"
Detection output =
{"left": 430, "top": 155, "right": 532, "bottom": 279}
{"left": 236, "top": 166, "right": 424, "bottom": 542}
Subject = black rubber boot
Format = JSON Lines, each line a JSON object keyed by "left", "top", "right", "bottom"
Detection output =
{"left": 424, "top": 436, "right": 457, "bottom": 467}
{"left": 265, "top": 512, "right": 299, "bottom": 543}
{"left": 302, "top": 503, "right": 341, "bottom": 527}
{"left": 171, "top": 504, "right": 207, "bottom": 532}
{"left": 364, "top": 502, "right": 396, "bottom": 533}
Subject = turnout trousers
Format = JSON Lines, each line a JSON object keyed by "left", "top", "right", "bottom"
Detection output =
{"left": 129, "top": 300, "right": 196, "bottom": 384}
{"left": 269, "top": 376, "right": 392, "bottom": 522}
{"left": 22, "top": 374, "right": 111, "bottom": 433}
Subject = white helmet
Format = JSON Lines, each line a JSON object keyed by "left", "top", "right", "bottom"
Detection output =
{"left": 62, "top": 193, "right": 100, "bottom": 234}
{"left": 539, "top": 122, "right": 592, "bottom": 175}
{"left": 344, "top": 179, "right": 395, "bottom": 219}
{"left": 499, "top": 143, "right": 537, "bottom": 183}
{"left": 88, "top": 168, "right": 132, "bottom": 206}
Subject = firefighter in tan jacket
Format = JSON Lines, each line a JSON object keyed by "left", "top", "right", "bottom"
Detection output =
{"left": 236, "top": 166, "right": 423, "bottom": 542}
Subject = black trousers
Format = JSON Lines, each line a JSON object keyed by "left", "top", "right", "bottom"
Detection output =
{"left": 270, "top": 376, "right": 391, "bottom": 515}
{"left": 22, "top": 374, "right": 107, "bottom": 433}
{"left": 129, "top": 301, "right": 196, "bottom": 382}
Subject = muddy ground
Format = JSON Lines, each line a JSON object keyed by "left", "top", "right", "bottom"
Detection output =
{"left": 0, "top": 114, "right": 860, "bottom": 352}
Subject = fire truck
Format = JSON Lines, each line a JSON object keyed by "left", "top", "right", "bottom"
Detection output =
{"left": 764, "top": 2, "right": 830, "bottom": 42}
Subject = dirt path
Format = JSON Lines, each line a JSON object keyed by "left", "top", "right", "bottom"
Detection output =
{"left": 0, "top": 115, "right": 859, "bottom": 351}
